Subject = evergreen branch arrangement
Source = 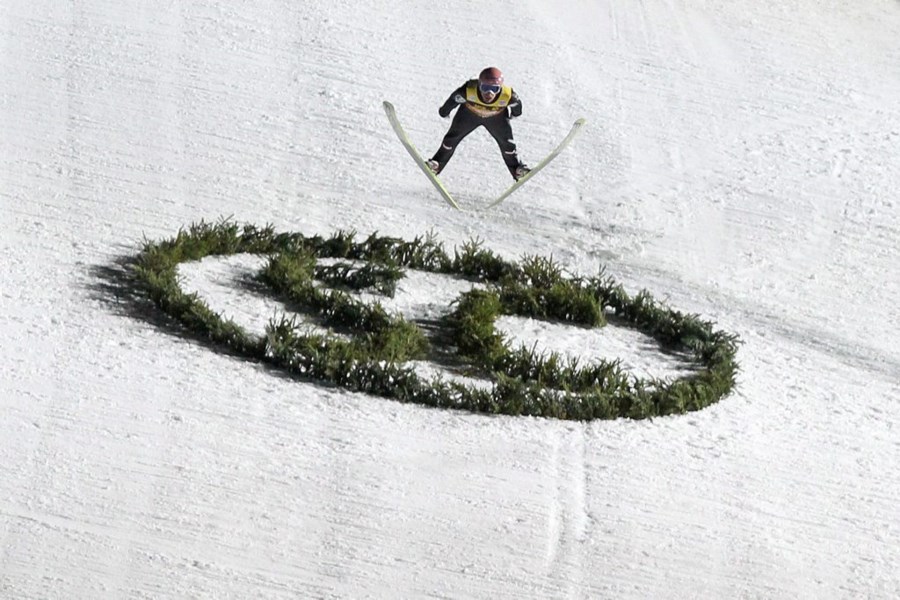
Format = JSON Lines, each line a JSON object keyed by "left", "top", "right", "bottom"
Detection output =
{"left": 129, "top": 219, "right": 740, "bottom": 420}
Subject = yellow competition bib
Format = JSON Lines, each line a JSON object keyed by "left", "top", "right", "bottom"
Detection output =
{"left": 464, "top": 81, "right": 513, "bottom": 118}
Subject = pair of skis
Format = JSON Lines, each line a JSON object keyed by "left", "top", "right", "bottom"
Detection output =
{"left": 383, "top": 101, "right": 585, "bottom": 210}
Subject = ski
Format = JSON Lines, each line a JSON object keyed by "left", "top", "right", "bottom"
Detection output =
{"left": 484, "top": 118, "right": 586, "bottom": 209}
{"left": 383, "top": 101, "right": 461, "bottom": 210}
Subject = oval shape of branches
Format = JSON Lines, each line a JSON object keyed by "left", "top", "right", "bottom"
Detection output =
{"left": 127, "top": 220, "right": 739, "bottom": 420}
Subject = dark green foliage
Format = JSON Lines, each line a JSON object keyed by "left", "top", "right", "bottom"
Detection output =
{"left": 314, "top": 261, "right": 403, "bottom": 297}
{"left": 128, "top": 219, "right": 740, "bottom": 421}
{"left": 499, "top": 281, "right": 604, "bottom": 327}
{"left": 452, "top": 238, "right": 519, "bottom": 281}
{"left": 445, "top": 289, "right": 506, "bottom": 364}
{"left": 517, "top": 254, "right": 563, "bottom": 288}
{"left": 256, "top": 249, "right": 428, "bottom": 363}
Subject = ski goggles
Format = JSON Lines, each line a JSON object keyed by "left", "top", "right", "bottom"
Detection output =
{"left": 479, "top": 83, "right": 501, "bottom": 94}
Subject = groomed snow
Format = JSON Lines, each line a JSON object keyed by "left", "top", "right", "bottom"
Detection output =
{"left": 2, "top": 0, "right": 899, "bottom": 597}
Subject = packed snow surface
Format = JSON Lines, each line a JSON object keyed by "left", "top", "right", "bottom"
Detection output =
{"left": 2, "top": 0, "right": 900, "bottom": 598}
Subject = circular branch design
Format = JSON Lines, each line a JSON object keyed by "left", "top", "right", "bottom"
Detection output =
{"left": 129, "top": 220, "right": 739, "bottom": 420}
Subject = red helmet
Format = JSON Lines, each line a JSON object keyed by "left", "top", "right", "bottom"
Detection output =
{"left": 478, "top": 67, "right": 504, "bottom": 86}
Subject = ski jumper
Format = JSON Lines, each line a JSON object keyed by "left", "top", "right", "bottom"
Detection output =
{"left": 430, "top": 80, "right": 525, "bottom": 179}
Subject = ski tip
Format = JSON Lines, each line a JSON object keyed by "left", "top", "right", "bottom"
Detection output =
{"left": 383, "top": 100, "right": 394, "bottom": 110}
{"left": 575, "top": 117, "right": 587, "bottom": 125}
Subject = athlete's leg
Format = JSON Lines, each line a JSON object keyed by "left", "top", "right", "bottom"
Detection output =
{"left": 430, "top": 109, "right": 482, "bottom": 173}
{"left": 483, "top": 115, "right": 523, "bottom": 178}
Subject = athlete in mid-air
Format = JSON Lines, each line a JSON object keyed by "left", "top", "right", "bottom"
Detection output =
{"left": 426, "top": 67, "right": 531, "bottom": 181}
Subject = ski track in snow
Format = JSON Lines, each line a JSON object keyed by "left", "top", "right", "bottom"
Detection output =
{"left": 2, "top": 0, "right": 900, "bottom": 598}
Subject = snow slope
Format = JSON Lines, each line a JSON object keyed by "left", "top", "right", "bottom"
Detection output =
{"left": 2, "top": 0, "right": 900, "bottom": 597}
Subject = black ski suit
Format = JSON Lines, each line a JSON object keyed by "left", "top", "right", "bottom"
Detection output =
{"left": 429, "top": 80, "right": 525, "bottom": 179}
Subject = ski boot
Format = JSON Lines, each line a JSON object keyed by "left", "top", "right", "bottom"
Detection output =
{"left": 513, "top": 164, "right": 531, "bottom": 181}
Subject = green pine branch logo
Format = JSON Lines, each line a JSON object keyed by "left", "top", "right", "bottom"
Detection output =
{"left": 122, "top": 219, "right": 739, "bottom": 421}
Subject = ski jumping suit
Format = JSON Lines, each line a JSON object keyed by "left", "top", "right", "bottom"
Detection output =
{"left": 430, "top": 80, "right": 525, "bottom": 179}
